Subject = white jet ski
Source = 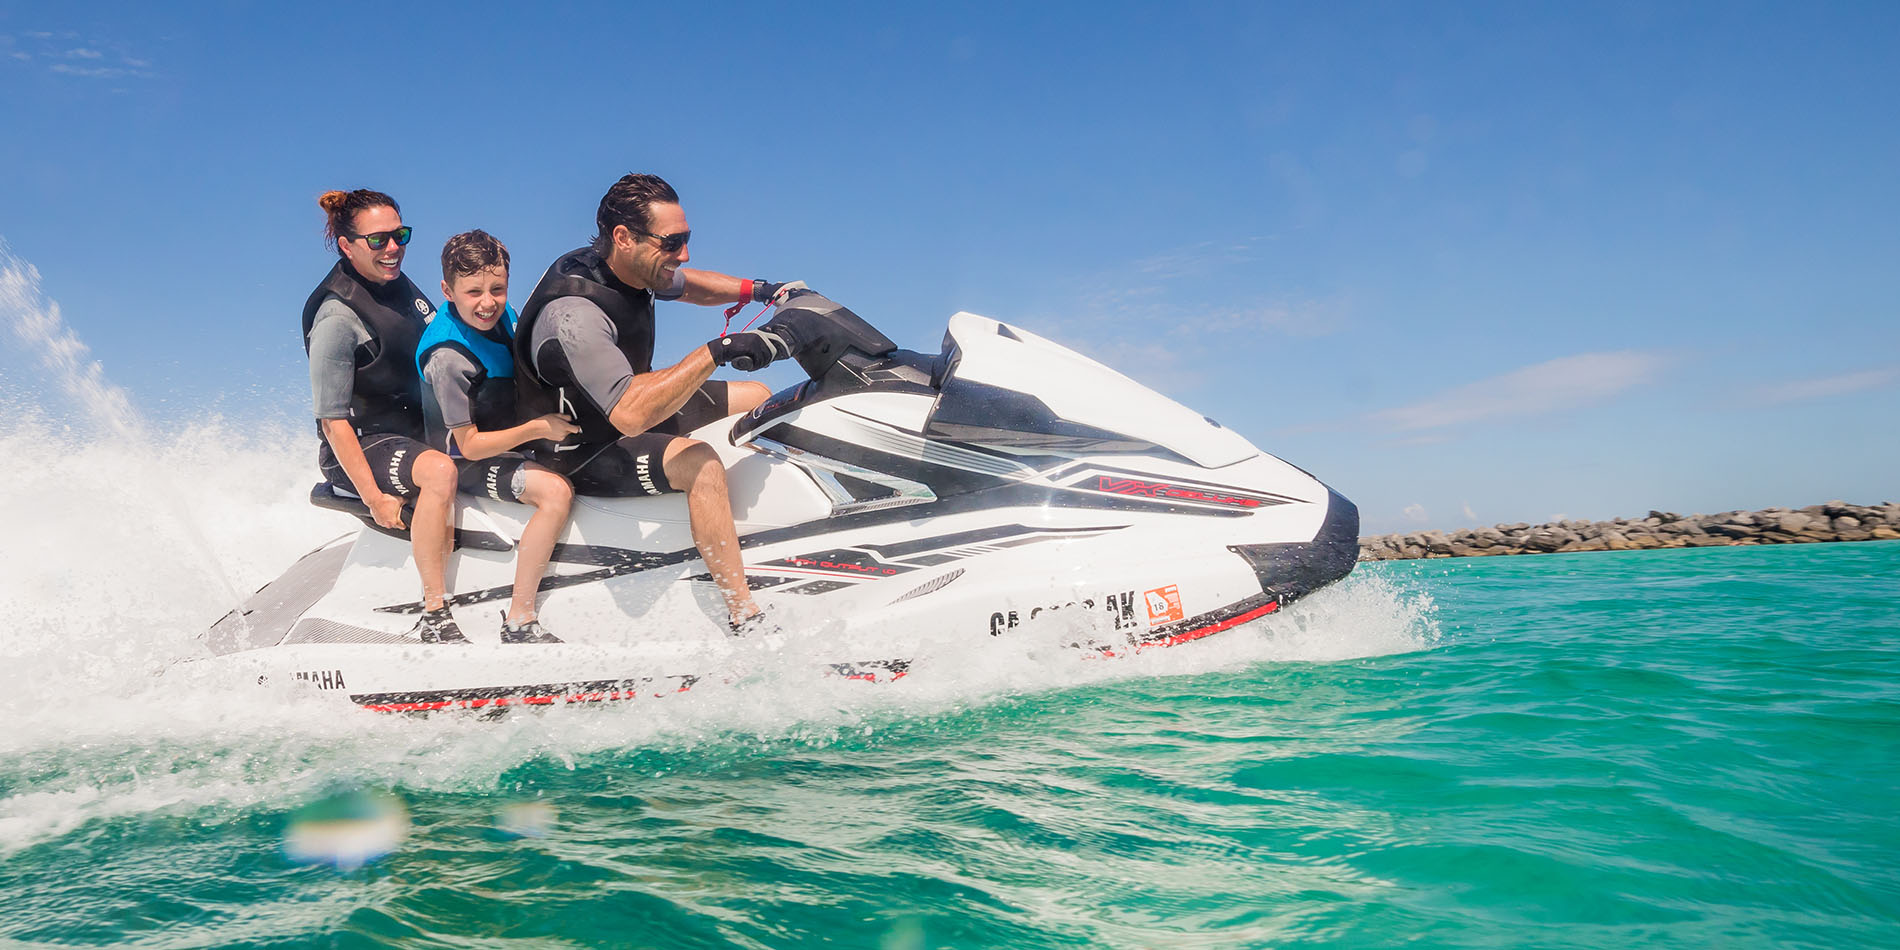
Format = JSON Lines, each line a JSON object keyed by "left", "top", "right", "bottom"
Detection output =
{"left": 191, "top": 292, "right": 1359, "bottom": 711}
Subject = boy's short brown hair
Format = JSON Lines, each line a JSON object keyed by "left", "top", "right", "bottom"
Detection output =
{"left": 440, "top": 229, "right": 510, "bottom": 282}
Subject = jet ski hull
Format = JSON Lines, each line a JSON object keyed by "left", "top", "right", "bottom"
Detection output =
{"left": 192, "top": 302, "right": 1360, "bottom": 710}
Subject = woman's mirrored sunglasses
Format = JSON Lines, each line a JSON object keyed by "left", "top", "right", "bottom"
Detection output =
{"left": 346, "top": 226, "right": 414, "bottom": 250}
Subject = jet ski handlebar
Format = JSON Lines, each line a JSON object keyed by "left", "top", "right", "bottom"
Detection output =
{"left": 758, "top": 290, "right": 898, "bottom": 380}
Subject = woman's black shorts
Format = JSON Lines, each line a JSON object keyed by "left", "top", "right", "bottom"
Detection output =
{"left": 318, "top": 432, "right": 434, "bottom": 499}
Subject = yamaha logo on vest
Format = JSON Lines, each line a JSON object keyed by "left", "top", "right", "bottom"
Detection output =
{"left": 415, "top": 299, "right": 433, "bottom": 316}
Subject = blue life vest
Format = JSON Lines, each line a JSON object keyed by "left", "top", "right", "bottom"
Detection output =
{"left": 417, "top": 303, "right": 523, "bottom": 452}
{"left": 416, "top": 302, "right": 517, "bottom": 379}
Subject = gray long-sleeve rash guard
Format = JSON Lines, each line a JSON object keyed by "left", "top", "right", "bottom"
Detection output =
{"left": 420, "top": 348, "right": 482, "bottom": 453}
{"left": 307, "top": 296, "right": 369, "bottom": 420}
{"left": 525, "top": 296, "right": 637, "bottom": 417}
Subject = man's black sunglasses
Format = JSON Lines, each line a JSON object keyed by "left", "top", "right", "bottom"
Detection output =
{"left": 634, "top": 229, "right": 691, "bottom": 253}
{"left": 345, "top": 226, "right": 414, "bottom": 250}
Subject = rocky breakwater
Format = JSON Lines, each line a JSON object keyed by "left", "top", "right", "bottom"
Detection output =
{"left": 1359, "top": 501, "right": 1900, "bottom": 561}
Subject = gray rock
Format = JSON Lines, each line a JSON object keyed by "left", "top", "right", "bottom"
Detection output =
{"left": 1777, "top": 512, "right": 1815, "bottom": 533}
{"left": 1524, "top": 529, "right": 1569, "bottom": 552}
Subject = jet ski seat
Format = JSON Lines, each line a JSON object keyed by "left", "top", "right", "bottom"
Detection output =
{"left": 310, "top": 480, "right": 436, "bottom": 543}
{"left": 310, "top": 481, "right": 372, "bottom": 522}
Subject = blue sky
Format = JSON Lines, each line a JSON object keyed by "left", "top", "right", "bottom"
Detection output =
{"left": 2, "top": 1, "right": 1895, "bottom": 533}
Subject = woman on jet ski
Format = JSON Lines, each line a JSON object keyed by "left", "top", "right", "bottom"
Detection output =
{"left": 301, "top": 189, "right": 467, "bottom": 644}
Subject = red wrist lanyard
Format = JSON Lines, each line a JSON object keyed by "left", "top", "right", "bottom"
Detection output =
{"left": 721, "top": 280, "right": 773, "bottom": 336}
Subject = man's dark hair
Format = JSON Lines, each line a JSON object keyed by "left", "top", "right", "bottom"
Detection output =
{"left": 440, "top": 229, "right": 510, "bottom": 283}
{"left": 593, "top": 173, "right": 680, "bottom": 255}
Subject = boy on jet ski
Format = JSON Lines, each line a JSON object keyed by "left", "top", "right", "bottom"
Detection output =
{"left": 511, "top": 173, "right": 807, "bottom": 633}
{"left": 415, "top": 230, "right": 581, "bottom": 644}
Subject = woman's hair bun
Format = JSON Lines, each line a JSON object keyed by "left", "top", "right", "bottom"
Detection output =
{"left": 317, "top": 190, "right": 350, "bottom": 213}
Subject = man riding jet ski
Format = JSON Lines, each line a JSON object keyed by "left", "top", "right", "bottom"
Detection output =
{"left": 510, "top": 172, "right": 799, "bottom": 635}
{"left": 196, "top": 290, "right": 1361, "bottom": 712}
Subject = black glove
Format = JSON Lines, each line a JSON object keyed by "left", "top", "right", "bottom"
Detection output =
{"left": 755, "top": 309, "right": 824, "bottom": 359}
{"left": 750, "top": 278, "right": 809, "bottom": 303}
{"left": 706, "top": 330, "right": 793, "bottom": 372}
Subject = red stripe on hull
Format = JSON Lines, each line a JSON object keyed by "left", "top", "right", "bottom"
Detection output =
{"left": 1096, "top": 599, "right": 1281, "bottom": 658}
{"left": 359, "top": 681, "right": 695, "bottom": 713}
{"left": 1149, "top": 599, "right": 1280, "bottom": 648}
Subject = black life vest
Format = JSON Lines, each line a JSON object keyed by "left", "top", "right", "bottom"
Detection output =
{"left": 513, "top": 247, "right": 656, "bottom": 446}
{"left": 301, "top": 260, "right": 435, "bottom": 439}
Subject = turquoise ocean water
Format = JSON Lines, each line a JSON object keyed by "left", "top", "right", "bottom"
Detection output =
{"left": 3, "top": 410, "right": 1895, "bottom": 948}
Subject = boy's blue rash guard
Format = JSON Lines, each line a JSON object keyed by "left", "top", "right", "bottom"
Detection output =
{"left": 416, "top": 302, "right": 518, "bottom": 379}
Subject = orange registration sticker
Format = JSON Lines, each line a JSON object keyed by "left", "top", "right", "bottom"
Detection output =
{"left": 1143, "top": 585, "right": 1184, "bottom": 624}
